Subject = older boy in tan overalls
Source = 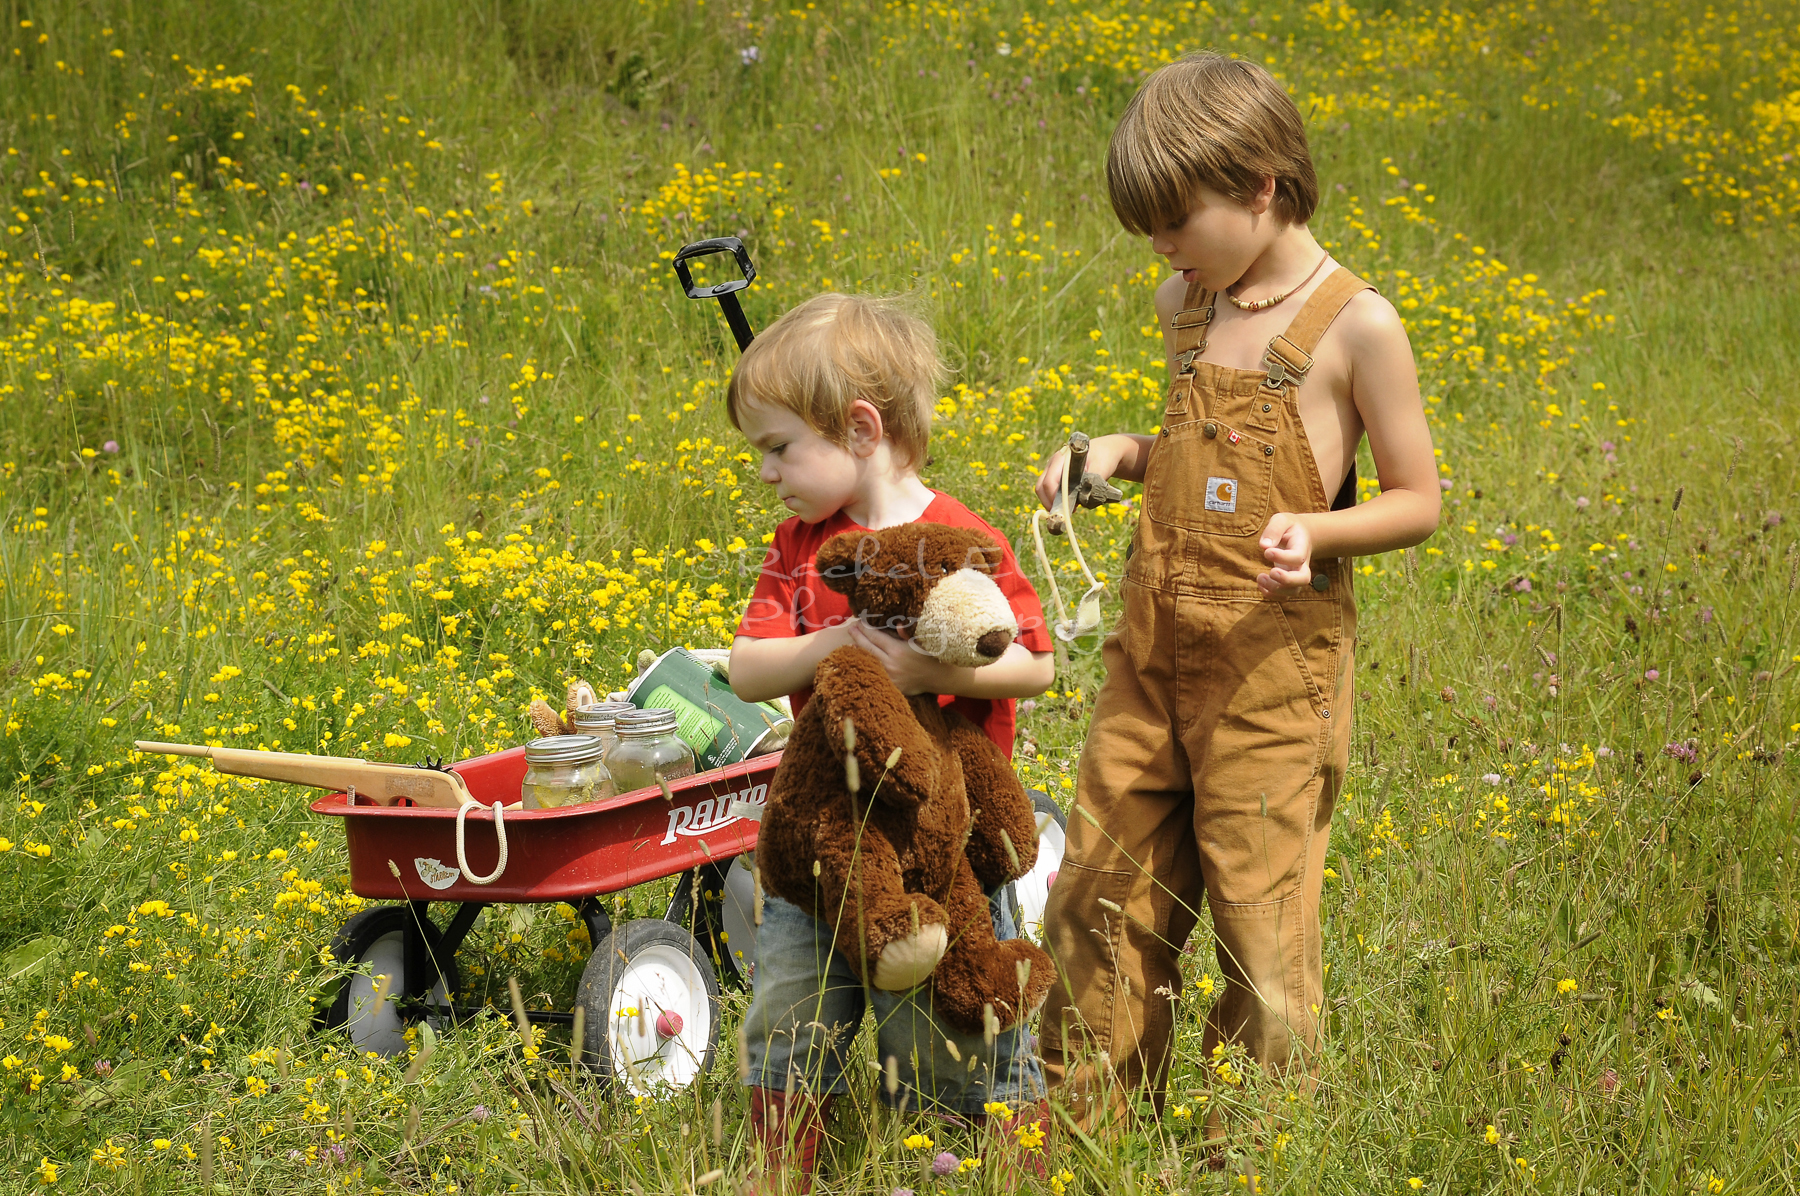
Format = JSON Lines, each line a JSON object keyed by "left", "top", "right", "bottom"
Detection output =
{"left": 1033, "top": 52, "right": 1442, "bottom": 1131}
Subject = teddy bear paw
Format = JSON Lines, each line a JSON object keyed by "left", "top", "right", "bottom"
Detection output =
{"left": 872, "top": 924, "right": 948, "bottom": 991}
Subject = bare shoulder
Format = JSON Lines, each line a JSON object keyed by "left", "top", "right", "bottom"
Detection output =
{"left": 1153, "top": 272, "right": 1187, "bottom": 330}
{"left": 1334, "top": 287, "right": 1411, "bottom": 356}
{"left": 1330, "top": 287, "right": 1422, "bottom": 418}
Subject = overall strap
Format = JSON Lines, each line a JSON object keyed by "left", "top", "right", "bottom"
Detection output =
{"left": 1170, "top": 277, "right": 1215, "bottom": 374}
{"left": 1260, "top": 266, "right": 1376, "bottom": 394}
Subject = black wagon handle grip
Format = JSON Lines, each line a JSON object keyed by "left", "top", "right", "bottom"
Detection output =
{"left": 672, "top": 237, "right": 757, "bottom": 353}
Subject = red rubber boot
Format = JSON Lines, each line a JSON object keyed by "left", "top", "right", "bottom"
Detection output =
{"left": 746, "top": 1087, "right": 837, "bottom": 1196}
{"left": 985, "top": 1097, "right": 1052, "bottom": 1187}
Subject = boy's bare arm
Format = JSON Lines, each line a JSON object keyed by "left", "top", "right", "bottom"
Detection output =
{"left": 728, "top": 626, "right": 856, "bottom": 703}
{"left": 733, "top": 625, "right": 1052, "bottom": 702}
{"left": 1256, "top": 292, "right": 1440, "bottom": 592}
{"left": 845, "top": 621, "right": 1054, "bottom": 699}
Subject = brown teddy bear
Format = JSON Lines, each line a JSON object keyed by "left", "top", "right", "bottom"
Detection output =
{"left": 757, "top": 523, "right": 1054, "bottom": 1035}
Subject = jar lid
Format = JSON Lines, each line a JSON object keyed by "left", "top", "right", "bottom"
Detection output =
{"left": 570, "top": 700, "right": 635, "bottom": 733}
{"left": 524, "top": 734, "right": 606, "bottom": 765}
{"left": 615, "top": 707, "right": 679, "bottom": 737}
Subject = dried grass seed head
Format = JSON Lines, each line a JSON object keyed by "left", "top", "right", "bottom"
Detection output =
{"left": 725, "top": 291, "right": 942, "bottom": 470}
{"left": 1108, "top": 50, "right": 1319, "bottom": 234}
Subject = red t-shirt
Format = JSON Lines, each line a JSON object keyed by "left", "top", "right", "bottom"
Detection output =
{"left": 735, "top": 492, "right": 1051, "bottom": 758}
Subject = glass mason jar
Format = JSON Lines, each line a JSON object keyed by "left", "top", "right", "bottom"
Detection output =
{"left": 569, "top": 700, "right": 637, "bottom": 763}
{"left": 521, "top": 734, "right": 614, "bottom": 809}
{"left": 607, "top": 707, "right": 698, "bottom": 794}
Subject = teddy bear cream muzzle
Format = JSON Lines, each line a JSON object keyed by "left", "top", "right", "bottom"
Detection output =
{"left": 911, "top": 568, "right": 1018, "bottom": 668}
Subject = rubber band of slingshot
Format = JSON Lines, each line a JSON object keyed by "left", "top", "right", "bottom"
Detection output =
{"left": 455, "top": 800, "right": 508, "bottom": 885}
{"left": 1031, "top": 450, "right": 1104, "bottom": 641}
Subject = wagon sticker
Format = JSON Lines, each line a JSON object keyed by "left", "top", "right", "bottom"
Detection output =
{"left": 414, "top": 857, "right": 460, "bottom": 890}
{"left": 661, "top": 782, "right": 768, "bottom": 845}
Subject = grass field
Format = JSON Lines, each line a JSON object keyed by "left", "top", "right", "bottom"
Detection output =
{"left": 2, "top": 0, "right": 1799, "bottom": 1190}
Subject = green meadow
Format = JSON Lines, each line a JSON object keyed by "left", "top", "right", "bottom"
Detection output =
{"left": 1, "top": 0, "right": 1798, "bottom": 1190}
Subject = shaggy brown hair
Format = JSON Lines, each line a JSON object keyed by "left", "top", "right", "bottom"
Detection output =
{"left": 1108, "top": 51, "right": 1320, "bottom": 234}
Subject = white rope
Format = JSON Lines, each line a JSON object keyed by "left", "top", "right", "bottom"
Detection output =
{"left": 1031, "top": 449, "right": 1106, "bottom": 642}
{"left": 455, "top": 800, "right": 508, "bottom": 885}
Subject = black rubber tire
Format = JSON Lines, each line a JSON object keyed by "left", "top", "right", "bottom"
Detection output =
{"left": 1004, "top": 790, "right": 1069, "bottom": 943}
{"left": 317, "top": 905, "right": 459, "bottom": 1057}
{"left": 578, "top": 918, "right": 721, "bottom": 1093}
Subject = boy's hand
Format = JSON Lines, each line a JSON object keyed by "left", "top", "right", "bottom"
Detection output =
{"left": 846, "top": 620, "right": 949, "bottom": 695}
{"left": 1256, "top": 512, "right": 1314, "bottom": 594}
{"left": 1034, "top": 435, "right": 1129, "bottom": 511}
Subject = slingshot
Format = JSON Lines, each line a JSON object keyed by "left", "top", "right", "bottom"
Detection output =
{"left": 1031, "top": 431, "right": 1123, "bottom": 641}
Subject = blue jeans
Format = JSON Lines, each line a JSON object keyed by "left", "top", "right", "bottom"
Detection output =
{"left": 742, "top": 888, "right": 1046, "bottom": 1117}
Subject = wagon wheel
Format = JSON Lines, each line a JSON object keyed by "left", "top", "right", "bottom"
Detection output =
{"left": 1005, "top": 791, "right": 1068, "bottom": 944}
{"left": 690, "top": 857, "right": 761, "bottom": 990}
{"left": 578, "top": 918, "right": 720, "bottom": 1094}
{"left": 317, "top": 906, "right": 458, "bottom": 1058}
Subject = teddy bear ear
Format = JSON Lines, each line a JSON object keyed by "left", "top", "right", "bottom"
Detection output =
{"left": 815, "top": 530, "right": 878, "bottom": 597}
{"left": 937, "top": 527, "right": 1003, "bottom": 576}
{"left": 963, "top": 536, "right": 1004, "bottom": 575}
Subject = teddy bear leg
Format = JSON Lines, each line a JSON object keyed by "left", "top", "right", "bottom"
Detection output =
{"left": 929, "top": 859, "right": 1056, "bottom": 1035}
{"left": 946, "top": 717, "right": 1043, "bottom": 889}
{"left": 810, "top": 807, "right": 952, "bottom": 992}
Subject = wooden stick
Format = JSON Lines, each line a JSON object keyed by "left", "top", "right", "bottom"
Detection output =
{"left": 134, "top": 741, "right": 475, "bottom": 807}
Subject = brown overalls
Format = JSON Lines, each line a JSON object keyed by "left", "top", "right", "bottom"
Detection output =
{"left": 1040, "top": 267, "right": 1372, "bottom": 1126}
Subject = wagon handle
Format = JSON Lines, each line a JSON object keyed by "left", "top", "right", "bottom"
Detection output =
{"left": 135, "top": 740, "right": 477, "bottom": 808}
{"left": 672, "top": 236, "right": 757, "bottom": 353}
{"left": 455, "top": 800, "right": 509, "bottom": 885}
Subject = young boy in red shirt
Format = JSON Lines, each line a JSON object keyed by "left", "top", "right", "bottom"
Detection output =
{"left": 1033, "top": 51, "right": 1442, "bottom": 1134}
{"left": 727, "top": 292, "right": 1055, "bottom": 1192}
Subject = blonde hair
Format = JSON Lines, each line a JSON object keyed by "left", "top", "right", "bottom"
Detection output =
{"left": 1107, "top": 51, "right": 1319, "bottom": 235}
{"left": 725, "top": 292, "right": 941, "bottom": 469}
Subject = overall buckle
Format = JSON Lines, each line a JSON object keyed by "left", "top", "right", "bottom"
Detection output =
{"left": 1261, "top": 334, "right": 1314, "bottom": 391}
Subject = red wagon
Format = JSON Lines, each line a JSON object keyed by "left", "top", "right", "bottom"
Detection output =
{"left": 310, "top": 747, "right": 778, "bottom": 1095}
{"left": 307, "top": 742, "right": 1067, "bottom": 1095}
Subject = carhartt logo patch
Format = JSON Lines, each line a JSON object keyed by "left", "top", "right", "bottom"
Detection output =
{"left": 1205, "top": 477, "right": 1238, "bottom": 513}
